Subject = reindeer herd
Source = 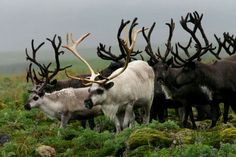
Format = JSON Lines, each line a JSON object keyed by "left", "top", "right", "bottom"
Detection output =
{"left": 24, "top": 12, "right": 236, "bottom": 133}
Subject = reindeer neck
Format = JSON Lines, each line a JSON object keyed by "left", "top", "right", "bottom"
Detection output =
{"left": 165, "top": 67, "right": 180, "bottom": 92}
{"left": 40, "top": 94, "right": 64, "bottom": 119}
{"left": 196, "top": 62, "right": 218, "bottom": 90}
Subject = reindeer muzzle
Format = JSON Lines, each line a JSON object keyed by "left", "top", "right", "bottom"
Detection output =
{"left": 84, "top": 99, "right": 93, "bottom": 109}
{"left": 24, "top": 104, "right": 31, "bottom": 110}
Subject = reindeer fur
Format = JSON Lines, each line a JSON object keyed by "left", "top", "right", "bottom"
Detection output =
{"left": 25, "top": 87, "right": 102, "bottom": 128}
{"left": 86, "top": 60, "right": 155, "bottom": 132}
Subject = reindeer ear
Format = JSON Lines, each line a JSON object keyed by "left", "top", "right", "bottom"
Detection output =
{"left": 50, "top": 79, "right": 57, "bottom": 85}
{"left": 166, "top": 57, "right": 173, "bottom": 67}
{"left": 187, "top": 62, "right": 196, "bottom": 70}
{"left": 104, "top": 82, "right": 114, "bottom": 90}
{"left": 38, "top": 91, "right": 45, "bottom": 97}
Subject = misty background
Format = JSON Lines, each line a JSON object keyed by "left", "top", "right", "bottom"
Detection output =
{"left": 1, "top": 0, "right": 236, "bottom": 74}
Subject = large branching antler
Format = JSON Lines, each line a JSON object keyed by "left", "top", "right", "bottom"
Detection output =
{"left": 25, "top": 40, "right": 45, "bottom": 84}
{"left": 64, "top": 27, "right": 142, "bottom": 85}
{"left": 171, "top": 11, "right": 214, "bottom": 67}
{"left": 63, "top": 33, "right": 99, "bottom": 82}
{"left": 211, "top": 32, "right": 236, "bottom": 59}
{"left": 142, "top": 19, "right": 175, "bottom": 65}
{"left": 97, "top": 18, "right": 143, "bottom": 62}
{"left": 26, "top": 35, "right": 71, "bottom": 91}
{"left": 42, "top": 35, "right": 72, "bottom": 82}
{"left": 142, "top": 22, "right": 158, "bottom": 64}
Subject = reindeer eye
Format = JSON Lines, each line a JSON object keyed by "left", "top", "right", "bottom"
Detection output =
{"left": 96, "top": 89, "right": 104, "bottom": 95}
{"left": 33, "top": 96, "right": 39, "bottom": 101}
{"left": 183, "top": 67, "right": 189, "bottom": 72}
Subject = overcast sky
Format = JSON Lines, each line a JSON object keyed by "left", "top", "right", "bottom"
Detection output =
{"left": 1, "top": 0, "right": 236, "bottom": 53}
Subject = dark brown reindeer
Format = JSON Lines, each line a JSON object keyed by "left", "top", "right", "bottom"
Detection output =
{"left": 170, "top": 12, "right": 236, "bottom": 125}
{"left": 141, "top": 19, "right": 183, "bottom": 123}
{"left": 211, "top": 32, "right": 236, "bottom": 122}
{"left": 142, "top": 12, "right": 221, "bottom": 128}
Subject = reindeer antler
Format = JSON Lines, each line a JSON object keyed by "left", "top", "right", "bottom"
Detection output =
{"left": 171, "top": 11, "right": 214, "bottom": 67}
{"left": 64, "top": 22, "right": 142, "bottom": 85}
{"left": 142, "top": 19, "right": 175, "bottom": 65}
{"left": 63, "top": 33, "right": 100, "bottom": 82}
{"left": 97, "top": 18, "right": 143, "bottom": 62}
{"left": 26, "top": 35, "right": 71, "bottom": 91}
{"left": 211, "top": 32, "right": 236, "bottom": 59}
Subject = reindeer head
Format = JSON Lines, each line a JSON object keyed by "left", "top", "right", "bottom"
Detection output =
{"left": 24, "top": 84, "right": 46, "bottom": 110}
{"left": 142, "top": 18, "right": 175, "bottom": 84}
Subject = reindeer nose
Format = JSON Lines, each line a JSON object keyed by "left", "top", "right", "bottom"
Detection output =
{"left": 84, "top": 99, "right": 93, "bottom": 109}
{"left": 24, "top": 104, "right": 31, "bottom": 110}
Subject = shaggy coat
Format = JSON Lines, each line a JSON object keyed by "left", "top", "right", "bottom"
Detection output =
{"left": 175, "top": 60, "right": 236, "bottom": 122}
{"left": 152, "top": 62, "right": 218, "bottom": 128}
{"left": 25, "top": 87, "right": 102, "bottom": 128}
{"left": 86, "top": 60, "right": 155, "bottom": 132}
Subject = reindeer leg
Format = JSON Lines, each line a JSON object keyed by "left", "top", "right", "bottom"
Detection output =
{"left": 123, "top": 104, "right": 135, "bottom": 129}
{"left": 114, "top": 116, "right": 122, "bottom": 133}
{"left": 57, "top": 112, "right": 71, "bottom": 136}
{"left": 143, "top": 100, "right": 152, "bottom": 124}
{"left": 209, "top": 100, "right": 220, "bottom": 128}
{"left": 81, "top": 120, "right": 87, "bottom": 128}
{"left": 60, "top": 112, "right": 71, "bottom": 128}
{"left": 189, "top": 107, "right": 197, "bottom": 129}
{"left": 88, "top": 118, "right": 95, "bottom": 129}
{"left": 223, "top": 103, "right": 229, "bottom": 124}
{"left": 180, "top": 106, "right": 188, "bottom": 128}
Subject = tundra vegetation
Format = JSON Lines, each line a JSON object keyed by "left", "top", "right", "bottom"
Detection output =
{"left": 0, "top": 12, "right": 236, "bottom": 156}
{"left": 0, "top": 73, "right": 235, "bottom": 156}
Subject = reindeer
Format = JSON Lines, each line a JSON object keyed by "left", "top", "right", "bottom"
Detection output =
{"left": 25, "top": 34, "right": 104, "bottom": 129}
{"left": 171, "top": 12, "right": 236, "bottom": 125}
{"left": 63, "top": 25, "right": 154, "bottom": 133}
{"left": 174, "top": 60, "right": 236, "bottom": 124}
{"left": 24, "top": 86, "right": 102, "bottom": 129}
{"left": 142, "top": 12, "right": 224, "bottom": 128}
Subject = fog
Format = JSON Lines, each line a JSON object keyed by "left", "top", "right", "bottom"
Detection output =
{"left": 1, "top": 0, "right": 236, "bottom": 54}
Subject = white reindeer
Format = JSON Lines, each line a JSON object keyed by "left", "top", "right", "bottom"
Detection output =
{"left": 63, "top": 29, "right": 155, "bottom": 132}
{"left": 24, "top": 87, "right": 102, "bottom": 128}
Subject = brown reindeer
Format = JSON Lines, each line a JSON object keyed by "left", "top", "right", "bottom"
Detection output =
{"left": 142, "top": 12, "right": 224, "bottom": 128}
{"left": 171, "top": 13, "right": 236, "bottom": 125}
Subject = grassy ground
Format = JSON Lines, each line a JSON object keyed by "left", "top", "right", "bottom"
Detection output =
{"left": 0, "top": 61, "right": 236, "bottom": 157}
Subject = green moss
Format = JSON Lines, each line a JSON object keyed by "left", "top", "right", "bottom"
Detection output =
{"left": 127, "top": 128, "right": 172, "bottom": 150}
{"left": 217, "top": 143, "right": 236, "bottom": 157}
{"left": 174, "top": 128, "right": 194, "bottom": 144}
{"left": 192, "top": 131, "right": 221, "bottom": 148}
{"left": 149, "top": 120, "right": 180, "bottom": 132}
{"left": 220, "top": 128, "right": 236, "bottom": 144}
{"left": 228, "top": 113, "right": 236, "bottom": 126}
{"left": 127, "top": 145, "right": 154, "bottom": 157}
